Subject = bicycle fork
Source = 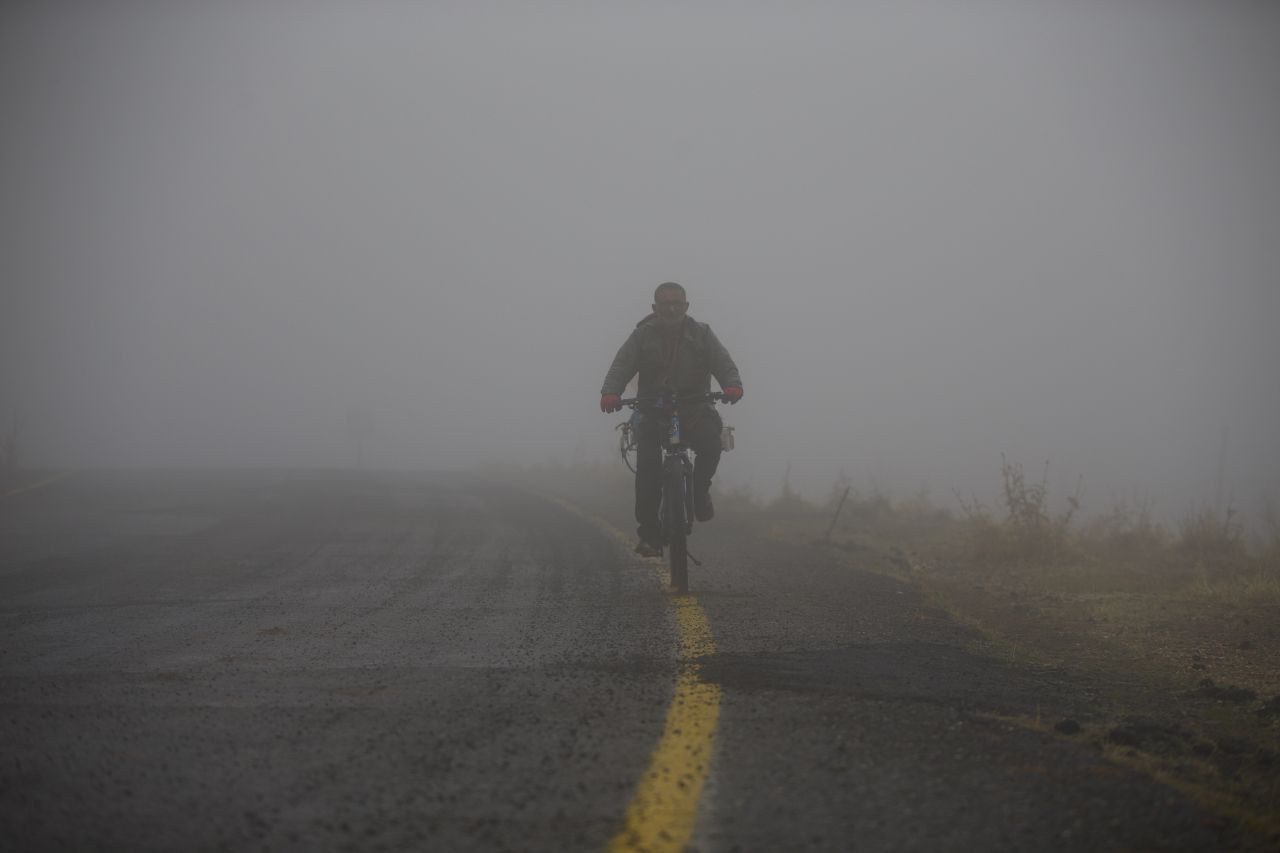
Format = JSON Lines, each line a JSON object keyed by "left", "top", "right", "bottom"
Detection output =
{"left": 662, "top": 452, "right": 694, "bottom": 536}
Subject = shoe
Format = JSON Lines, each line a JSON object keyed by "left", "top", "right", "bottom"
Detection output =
{"left": 634, "top": 539, "right": 663, "bottom": 558}
{"left": 694, "top": 487, "right": 715, "bottom": 522}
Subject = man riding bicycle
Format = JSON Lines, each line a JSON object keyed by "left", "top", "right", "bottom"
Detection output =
{"left": 599, "top": 282, "right": 744, "bottom": 557}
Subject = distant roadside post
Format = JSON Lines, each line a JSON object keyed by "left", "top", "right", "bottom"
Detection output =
{"left": 825, "top": 485, "right": 852, "bottom": 542}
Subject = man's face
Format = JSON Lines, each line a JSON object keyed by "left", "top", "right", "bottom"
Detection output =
{"left": 653, "top": 291, "right": 689, "bottom": 327}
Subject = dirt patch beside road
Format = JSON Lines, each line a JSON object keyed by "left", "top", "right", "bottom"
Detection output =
{"left": 767, "top": 514, "right": 1280, "bottom": 842}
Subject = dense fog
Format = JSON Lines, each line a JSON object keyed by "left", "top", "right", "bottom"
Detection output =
{"left": 3, "top": 2, "right": 1277, "bottom": 522}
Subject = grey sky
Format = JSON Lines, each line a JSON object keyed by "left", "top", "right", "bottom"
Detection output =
{"left": 3, "top": 1, "right": 1277, "bottom": 520}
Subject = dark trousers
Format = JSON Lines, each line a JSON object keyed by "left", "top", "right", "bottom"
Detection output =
{"left": 635, "top": 408, "right": 723, "bottom": 543}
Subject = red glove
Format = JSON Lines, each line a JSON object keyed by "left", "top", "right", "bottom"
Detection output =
{"left": 600, "top": 394, "right": 622, "bottom": 413}
{"left": 721, "top": 386, "right": 743, "bottom": 404}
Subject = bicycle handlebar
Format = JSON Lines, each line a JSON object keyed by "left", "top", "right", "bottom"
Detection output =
{"left": 615, "top": 391, "right": 725, "bottom": 409}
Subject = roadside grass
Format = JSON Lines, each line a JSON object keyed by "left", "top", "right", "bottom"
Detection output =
{"left": 751, "top": 457, "right": 1280, "bottom": 838}
{"left": 758, "top": 459, "right": 1280, "bottom": 671}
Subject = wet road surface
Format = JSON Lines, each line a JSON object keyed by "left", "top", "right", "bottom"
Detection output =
{"left": 0, "top": 471, "right": 1247, "bottom": 850}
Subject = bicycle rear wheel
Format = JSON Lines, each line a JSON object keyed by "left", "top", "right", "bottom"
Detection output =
{"left": 662, "top": 465, "right": 689, "bottom": 593}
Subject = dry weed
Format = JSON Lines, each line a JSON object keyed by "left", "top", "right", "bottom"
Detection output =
{"left": 951, "top": 456, "right": 1080, "bottom": 565}
{"left": 1080, "top": 497, "right": 1170, "bottom": 561}
{"left": 1178, "top": 503, "right": 1248, "bottom": 576}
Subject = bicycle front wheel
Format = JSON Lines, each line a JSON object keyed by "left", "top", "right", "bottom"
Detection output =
{"left": 668, "top": 536, "right": 688, "bottom": 593}
{"left": 662, "top": 465, "right": 689, "bottom": 593}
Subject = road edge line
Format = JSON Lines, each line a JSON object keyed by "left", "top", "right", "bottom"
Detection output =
{"left": 0, "top": 470, "right": 74, "bottom": 499}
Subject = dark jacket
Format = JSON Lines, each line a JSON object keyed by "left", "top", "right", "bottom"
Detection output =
{"left": 600, "top": 314, "right": 742, "bottom": 410}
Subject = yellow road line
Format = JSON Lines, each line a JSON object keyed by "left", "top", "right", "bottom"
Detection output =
{"left": 0, "top": 470, "right": 73, "bottom": 499}
{"left": 608, "top": 597, "right": 720, "bottom": 853}
{"left": 542, "top": 495, "right": 721, "bottom": 852}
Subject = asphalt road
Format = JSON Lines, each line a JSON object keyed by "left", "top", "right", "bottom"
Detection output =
{"left": 0, "top": 470, "right": 1249, "bottom": 851}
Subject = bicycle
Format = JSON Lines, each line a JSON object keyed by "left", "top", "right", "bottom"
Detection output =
{"left": 614, "top": 387, "right": 728, "bottom": 593}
